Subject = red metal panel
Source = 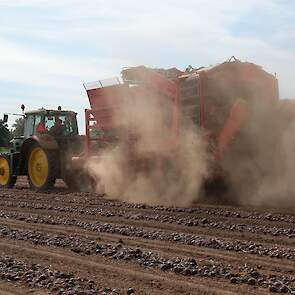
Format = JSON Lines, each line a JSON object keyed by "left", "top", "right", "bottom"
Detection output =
{"left": 84, "top": 67, "right": 181, "bottom": 156}
{"left": 86, "top": 84, "right": 129, "bottom": 130}
{"left": 215, "top": 99, "right": 249, "bottom": 159}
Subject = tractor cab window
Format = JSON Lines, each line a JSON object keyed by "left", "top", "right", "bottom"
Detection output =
{"left": 45, "top": 116, "right": 55, "bottom": 130}
{"left": 45, "top": 114, "right": 77, "bottom": 136}
{"left": 24, "top": 115, "right": 35, "bottom": 137}
{"left": 34, "top": 115, "right": 43, "bottom": 134}
{"left": 58, "top": 115, "right": 76, "bottom": 135}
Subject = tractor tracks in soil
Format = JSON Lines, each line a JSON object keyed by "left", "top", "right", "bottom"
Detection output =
{"left": 0, "top": 184, "right": 294, "bottom": 294}
{"left": 1, "top": 195, "right": 295, "bottom": 247}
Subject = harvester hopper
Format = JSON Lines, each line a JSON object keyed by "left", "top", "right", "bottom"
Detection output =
{"left": 83, "top": 67, "right": 180, "bottom": 158}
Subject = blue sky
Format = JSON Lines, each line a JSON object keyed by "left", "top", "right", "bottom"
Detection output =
{"left": 0, "top": 0, "right": 295, "bottom": 130}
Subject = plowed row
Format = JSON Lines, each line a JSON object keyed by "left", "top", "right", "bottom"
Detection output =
{"left": 0, "top": 178, "right": 295, "bottom": 294}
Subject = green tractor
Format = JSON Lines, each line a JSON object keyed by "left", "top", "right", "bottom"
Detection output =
{"left": 0, "top": 107, "right": 83, "bottom": 190}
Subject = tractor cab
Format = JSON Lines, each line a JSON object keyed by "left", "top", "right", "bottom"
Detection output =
{"left": 23, "top": 109, "right": 78, "bottom": 139}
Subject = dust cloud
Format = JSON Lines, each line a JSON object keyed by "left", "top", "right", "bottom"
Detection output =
{"left": 85, "top": 91, "right": 295, "bottom": 209}
{"left": 221, "top": 99, "right": 295, "bottom": 208}
{"left": 85, "top": 92, "right": 210, "bottom": 207}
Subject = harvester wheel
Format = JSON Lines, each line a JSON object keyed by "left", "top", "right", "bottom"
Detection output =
{"left": 27, "top": 145, "right": 56, "bottom": 191}
{"left": 0, "top": 154, "right": 17, "bottom": 188}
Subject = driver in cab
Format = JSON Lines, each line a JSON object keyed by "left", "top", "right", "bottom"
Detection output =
{"left": 50, "top": 118, "right": 64, "bottom": 137}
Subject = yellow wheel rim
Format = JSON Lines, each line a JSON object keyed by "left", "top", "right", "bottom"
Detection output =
{"left": 0, "top": 157, "right": 10, "bottom": 186}
{"left": 28, "top": 147, "right": 48, "bottom": 188}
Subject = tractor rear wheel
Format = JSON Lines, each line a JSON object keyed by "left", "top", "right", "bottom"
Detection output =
{"left": 0, "top": 154, "right": 17, "bottom": 188}
{"left": 27, "top": 145, "right": 56, "bottom": 191}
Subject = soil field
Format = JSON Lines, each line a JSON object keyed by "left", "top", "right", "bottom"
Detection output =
{"left": 0, "top": 178, "right": 295, "bottom": 294}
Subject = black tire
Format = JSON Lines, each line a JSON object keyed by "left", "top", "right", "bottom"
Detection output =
{"left": 64, "top": 172, "right": 95, "bottom": 192}
{"left": 63, "top": 174, "right": 80, "bottom": 191}
{"left": 27, "top": 144, "right": 57, "bottom": 191}
{"left": 0, "top": 154, "right": 17, "bottom": 189}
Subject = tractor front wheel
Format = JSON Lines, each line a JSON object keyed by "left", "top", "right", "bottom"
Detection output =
{"left": 0, "top": 154, "right": 17, "bottom": 188}
{"left": 27, "top": 145, "right": 56, "bottom": 191}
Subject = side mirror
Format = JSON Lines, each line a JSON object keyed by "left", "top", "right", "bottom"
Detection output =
{"left": 3, "top": 114, "right": 8, "bottom": 123}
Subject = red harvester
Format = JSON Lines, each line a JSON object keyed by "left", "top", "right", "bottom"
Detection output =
{"left": 73, "top": 57, "right": 280, "bottom": 195}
